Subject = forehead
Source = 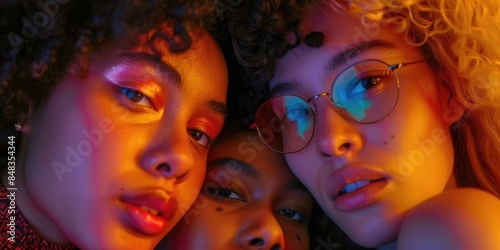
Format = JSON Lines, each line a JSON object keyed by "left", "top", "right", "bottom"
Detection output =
{"left": 272, "top": 7, "right": 422, "bottom": 88}
{"left": 208, "top": 131, "right": 293, "bottom": 180}
{"left": 163, "top": 32, "right": 228, "bottom": 100}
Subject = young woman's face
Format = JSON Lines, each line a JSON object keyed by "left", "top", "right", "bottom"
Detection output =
{"left": 22, "top": 29, "right": 228, "bottom": 249}
{"left": 159, "top": 131, "right": 313, "bottom": 250}
{"left": 270, "top": 6, "right": 458, "bottom": 248}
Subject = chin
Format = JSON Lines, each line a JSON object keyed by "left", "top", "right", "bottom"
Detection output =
{"left": 353, "top": 234, "right": 395, "bottom": 249}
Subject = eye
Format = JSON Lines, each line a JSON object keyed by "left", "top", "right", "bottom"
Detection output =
{"left": 119, "top": 87, "right": 154, "bottom": 108}
{"left": 282, "top": 101, "right": 313, "bottom": 125}
{"left": 346, "top": 70, "right": 391, "bottom": 98}
{"left": 188, "top": 129, "right": 213, "bottom": 148}
{"left": 205, "top": 185, "right": 246, "bottom": 202}
{"left": 285, "top": 106, "right": 311, "bottom": 123}
{"left": 278, "top": 208, "right": 307, "bottom": 222}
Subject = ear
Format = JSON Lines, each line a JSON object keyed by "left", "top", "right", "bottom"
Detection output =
{"left": 443, "top": 98, "right": 465, "bottom": 126}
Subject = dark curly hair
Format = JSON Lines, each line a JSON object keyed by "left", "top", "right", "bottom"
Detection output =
{"left": 214, "top": 0, "right": 301, "bottom": 128}
{"left": 0, "top": 0, "right": 220, "bottom": 155}
{"left": 308, "top": 203, "right": 373, "bottom": 250}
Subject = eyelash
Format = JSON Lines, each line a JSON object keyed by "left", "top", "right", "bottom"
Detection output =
{"left": 188, "top": 129, "right": 213, "bottom": 148}
{"left": 277, "top": 208, "right": 308, "bottom": 223}
{"left": 203, "top": 181, "right": 310, "bottom": 224}
{"left": 118, "top": 87, "right": 154, "bottom": 109}
{"left": 205, "top": 184, "right": 246, "bottom": 202}
{"left": 347, "top": 70, "right": 390, "bottom": 97}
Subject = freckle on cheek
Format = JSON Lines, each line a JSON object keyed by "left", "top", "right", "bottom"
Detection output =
{"left": 391, "top": 135, "right": 395, "bottom": 139}
{"left": 216, "top": 207, "right": 223, "bottom": 212}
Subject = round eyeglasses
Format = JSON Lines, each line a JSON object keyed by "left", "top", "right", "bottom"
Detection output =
{"left": 252, "top": 59, "right": 426, "bottom": 153}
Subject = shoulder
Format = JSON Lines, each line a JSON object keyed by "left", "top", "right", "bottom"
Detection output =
{"left": 397, "top": 188, "right": 500, "bottom": 250}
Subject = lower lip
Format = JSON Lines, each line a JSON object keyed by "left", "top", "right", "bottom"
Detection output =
{"left": 333, "top": 179, "right": 389, "bottom": 211}
{"left": 123, "top": 203, "right": 168, "bottom": 235}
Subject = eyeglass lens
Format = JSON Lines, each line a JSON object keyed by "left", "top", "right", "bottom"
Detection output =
{"left": 255, "top": 60, "right": 400, "bottom": 153}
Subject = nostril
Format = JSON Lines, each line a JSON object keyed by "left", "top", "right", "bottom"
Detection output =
{"left": 249, "top": 238, "right": 265, "bottom": 246}
{"left": 270, "top": 244, "right": 281, "bottom": 250}
{"left": 156, "top": 163, "right": 172, "bottom": 174}
{"left": 339, "top": 142, "right": 351, "bottom": 152}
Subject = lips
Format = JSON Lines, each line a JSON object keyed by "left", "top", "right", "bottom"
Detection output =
{"left": 120, "top": 189, "right": 178, "bottom": 235}
{"left": 327, "top": 167, "right": 389, "bottom": 211}
{"left": 338, "top": 179, "right": 385, "bottom": 196}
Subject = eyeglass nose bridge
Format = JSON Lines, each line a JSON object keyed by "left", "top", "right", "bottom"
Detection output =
{"left": 307, "top": 92, "right": 335, "bottom": 113}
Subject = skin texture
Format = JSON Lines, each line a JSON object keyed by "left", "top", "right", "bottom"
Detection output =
{"left": 398, "top": 188, "right": 500, "bottom": 250}
{"left": 270, "top": 8, "right": 464, "bottom": 248}
{"left": 158, "top": 130, "right": 313, "bottom": 250}
{"left": 1, "top": 28, "right": 228, "bottom": 249}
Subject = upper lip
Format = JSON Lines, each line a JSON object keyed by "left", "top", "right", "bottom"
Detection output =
{"left": 120, "top": 189, "right": 178, "bottom": 220}
{"left": 327, "top": 166, "right": 389, "bottom": 200}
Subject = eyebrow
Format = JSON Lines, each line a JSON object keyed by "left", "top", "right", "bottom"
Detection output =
{"left": 208, "top": 158, "right": 261, "bottom": 179}
{"left": 120, "top": 52, "right": 181, "bottom": 86}
{"left": 327, "top": 39, "right": 396, "bottom": 70}
{"left": 208, "top": 158, "right": 311, "bottom": 197}
{"left": 270, "top": 39, "right": 397, "bottom": 97}
{"left": 208, "top": 100, "right": 228, "bottom": 118}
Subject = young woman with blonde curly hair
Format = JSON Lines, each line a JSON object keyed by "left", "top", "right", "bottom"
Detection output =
{"left": 226, "top": 0, "right": 500, "bottom": 248}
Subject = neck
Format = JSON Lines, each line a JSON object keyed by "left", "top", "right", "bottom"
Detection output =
{"left": 1, "top": 134, "right": 70, "bottom": 245}
{"left": 444, "top": 170, "right": 458, "bottom": 190}
{"left": 374, "top": 172, "right": 457, "bottom": 250}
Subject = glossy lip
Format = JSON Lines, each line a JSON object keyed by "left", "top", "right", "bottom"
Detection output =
{"left": 120, "top": 189, "right": 178, "bottom": 235}
{"left": 327, "top": 166, "right": 390, "bottom": 211}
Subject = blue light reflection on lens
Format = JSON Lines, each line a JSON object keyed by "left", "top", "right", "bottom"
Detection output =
{"left": 334, "top": 66, "right": 373, "bottom": 122}
{"left": 282, "top": 96, "right": 312, "bottom": 139}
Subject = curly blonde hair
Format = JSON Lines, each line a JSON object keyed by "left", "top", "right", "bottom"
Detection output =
{"left": 315, "top": 0, "right": 500, "bottom": 197}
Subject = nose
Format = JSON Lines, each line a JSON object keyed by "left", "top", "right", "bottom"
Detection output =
{"left": 237, "top": 210, "right": 285, "bottom": 250}
{"left": 312, "top": 98, "right": 363, "bottom": 162}
{"left": 139, "top": 124, "right": 194, "bottom": 182}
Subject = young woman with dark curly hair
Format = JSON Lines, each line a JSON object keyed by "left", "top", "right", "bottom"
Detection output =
{"left": 157, "top": 129, "right": 314, "bottom": 250}
{"left": 0, "top": 1, "right": 228, "bottom": 249}
{"left": 226, "top": 0, "right": 500, "bottom": 249}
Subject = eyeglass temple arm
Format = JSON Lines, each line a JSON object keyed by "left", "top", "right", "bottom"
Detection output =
{"left": 389, "top": 60, "right": 426, "bottom": 70}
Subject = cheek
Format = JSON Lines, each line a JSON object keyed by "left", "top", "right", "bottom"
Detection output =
{"left": 285, "top": 151, "right": 328, "bottom": 194}
{"left": 285, "top": 152, "right": 315, "bottom": 175}
{"left": 389, "top": 92, "right": 454, "bottom": 170}
{"left": 153, "top": 170, "right": 207, "bottom": 241}
{"left": 167, "top": 198, "right": 228, "bottom": 248}
{"left": 175, "top": 164, "right": 207, "bottom": 217}
{"left": 25, "top": 82, "right": 95, "bottom": 195}
{"left": 283, "top": 225, "right": 310, "bottom": 250}
{"left": 284, "top": 154, "right": 313, "bottom": 186}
